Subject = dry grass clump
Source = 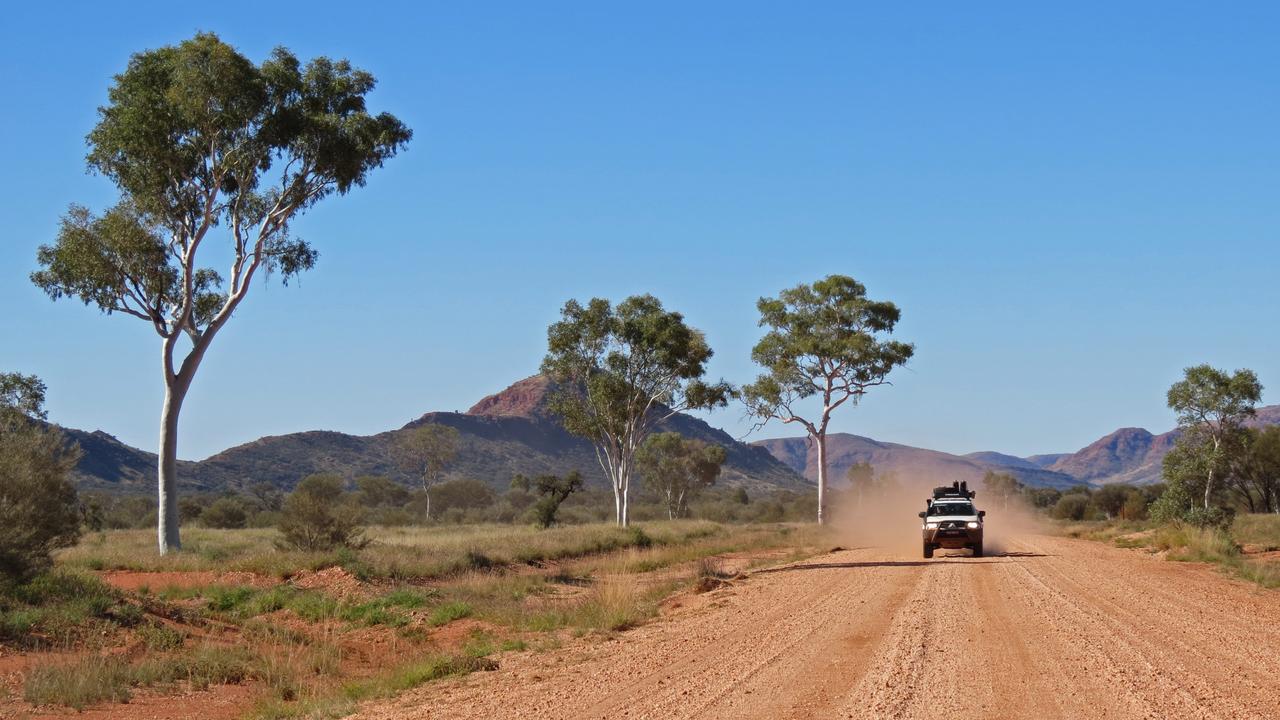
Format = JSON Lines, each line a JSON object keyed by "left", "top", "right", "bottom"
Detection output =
{"left": 1232, "top": 514, "right": 1280, "bottom": 550}
{"left": 24, "top": 644, "right": 261, "bottom": 709}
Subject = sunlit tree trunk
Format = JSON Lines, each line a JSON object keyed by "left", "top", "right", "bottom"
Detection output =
{"left": 156, "top": 384, "right": 184, "bottom": 554}
{"left": 815, "top": 432, "right": 828, "bottom": 526}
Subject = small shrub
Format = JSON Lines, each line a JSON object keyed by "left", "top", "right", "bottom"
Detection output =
{"left": 137, "top": 623, "right": 185, "bottom": 651}
{"left": 0, "top": 418, "right": 83, "bottom": 583}
{"left": 427, "top": 601, "right": 473, "bottom": 626}
{"left": 693, "top": 557, "right": 732, "bottom": 593}
{"left": 200, "top": 498, "right": 248, "bottom": 529}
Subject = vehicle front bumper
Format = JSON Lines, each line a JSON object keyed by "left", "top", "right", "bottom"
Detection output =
{"left": 923, "top": 523, "right": 982, "bottom": 549}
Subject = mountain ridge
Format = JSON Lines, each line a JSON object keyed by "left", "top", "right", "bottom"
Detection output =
{"left": 61, "top": 376, "right": 809, "bottom": 495}
{"left": 751, "top": 404, "right": 1280, "bottom": 488}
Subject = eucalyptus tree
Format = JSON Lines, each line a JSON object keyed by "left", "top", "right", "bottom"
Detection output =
{"left": 542, "top": 295, "right": 733, "bottom": 527}
{"left": 31, "top": 33, "right": 412, "bottom": 553}
{"left": 1166, "top": 365, "right": 1262, "bottom": 510}
{"left": 635, "top": 432, "right": 727, "bottom": 519}
{"left": 742, "top": 275, "right": 913, "bottom": 525}
{"left": 394, "top": 423, "right": 460, "bottom": 520}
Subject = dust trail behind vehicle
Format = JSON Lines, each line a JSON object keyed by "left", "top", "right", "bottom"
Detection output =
{"left": 828, "top": 474, "right": 1048, "bottom": 556}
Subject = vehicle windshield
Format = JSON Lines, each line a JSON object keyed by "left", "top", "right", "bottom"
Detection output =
{"left": 928, "top": 502, "right": 975, "bottom": 517}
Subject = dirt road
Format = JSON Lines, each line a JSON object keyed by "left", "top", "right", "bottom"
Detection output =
{"left": 357, "top": 535, "right": 1280, "bottom": 719}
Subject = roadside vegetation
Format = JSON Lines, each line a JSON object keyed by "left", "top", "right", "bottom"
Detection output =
{"left": 5, "top": 517, "right": 827, "bottom": 716}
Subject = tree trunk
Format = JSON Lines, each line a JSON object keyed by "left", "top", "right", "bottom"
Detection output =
{"left": 1205, "top": 437, "right": 1220, "bottom": 510}
{"left": 621, "top": 485, "right": 630, "bottom": 528}
{"left": 815, "top": 432, "right": 828, "bottom": 525}
{"left": 156, "top": 382, "right": 186, "bottom": 555}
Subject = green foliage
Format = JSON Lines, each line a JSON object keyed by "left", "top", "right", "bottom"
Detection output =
{"left": 1232, "top": 427, "right": 1280, "bottom": 513}
{"left": 635, "top": 433, "right": 726, "bottom": 519}
{"left": 430, "top": 478, "right": 497, "bottom": 515}
{"left": 395, "top": 424, "right": 460, "bottom": 493}
{"left": 512, "top": 471, "right": 585, "bottom": 528}
{"left": 742, "top": 275, "right": 914, "bottom": 423}
{"left": 32, "top": 33, "right": 413, "bottom": 327}
{"left": 541, "top": 294, "right": 733, "bottom": 526}
{"left": 200, "top": 497, "right": 249, "bottom": 529}
{"left": 0, "top": 372, "right": 83, "bottom": 583}
{"left": 355, "top": 475, "right": 411, "bottom": 508}
{"left": 1050, "top": 494, "right": 1090, "bottom": 521}
{"left": 276, "top": 474, "right": 367, "bottom": 551}
{"left": 1167, "top": 365, "right": 1263, "bottom": 432}
{"left": 0, "top": 372, "right": 48, "bottom": 421}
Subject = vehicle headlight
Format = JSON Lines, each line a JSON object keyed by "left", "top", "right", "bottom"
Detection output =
{"left": 967, "top": 521, "right": 980, "bottom": 529}
{"left": 925, "top": 522, "right": 939, "bottom": 530}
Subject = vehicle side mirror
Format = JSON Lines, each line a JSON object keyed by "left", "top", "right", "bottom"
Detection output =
{"left": 918, "top": 511, "right": 926, "bottom": 519}
{"left": 978, "top": 510, "right": 986, "bottom": 518}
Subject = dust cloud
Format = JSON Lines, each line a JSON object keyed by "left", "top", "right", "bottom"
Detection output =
{"left": 827, "top": 475, "right": 1049, "bottom": 558}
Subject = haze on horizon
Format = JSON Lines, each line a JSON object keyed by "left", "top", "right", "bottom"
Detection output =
{"left": 2, "top": 2, "right": 1277, "bottom": 461}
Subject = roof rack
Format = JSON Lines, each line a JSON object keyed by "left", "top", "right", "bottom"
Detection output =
{"left": 932, "top": 481, "right": 976, "bottom": 500}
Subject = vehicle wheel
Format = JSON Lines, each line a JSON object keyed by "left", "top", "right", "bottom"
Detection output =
{"left": 972, "top": 543, "right": 983, "bottom": 558}
{"left": 923, "top": 544, "right": 933, "bottom": 559}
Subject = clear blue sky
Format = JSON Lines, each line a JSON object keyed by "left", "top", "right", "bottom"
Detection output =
{"left": 2, "top": 2, "right": 1277, "bottom": 461}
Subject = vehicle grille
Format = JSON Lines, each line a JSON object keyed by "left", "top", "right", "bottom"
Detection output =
{"left": 937, "top": 521, "right": 968, "bottom": 529}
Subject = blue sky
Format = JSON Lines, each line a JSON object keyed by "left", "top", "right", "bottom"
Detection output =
{"left": 2, "top": 2, "right": 1277, "bottom": 461}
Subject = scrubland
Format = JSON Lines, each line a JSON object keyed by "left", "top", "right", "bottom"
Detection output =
{"left": 0, "top": 521, "right": 828, "bottom": 718}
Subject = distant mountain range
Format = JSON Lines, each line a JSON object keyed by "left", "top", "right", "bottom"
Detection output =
{"left": 752, "top": 405, "right": 1280, "bottom": 489}
{"left": 56, "top": 376, "right": 1280, "bottom": 496}
{"left": 62, "top": 376, "right": 807, "bottom": 495}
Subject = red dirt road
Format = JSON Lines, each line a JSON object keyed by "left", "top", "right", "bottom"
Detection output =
{"left": 356, "top": 535, "right": 1280, "bottom": 720}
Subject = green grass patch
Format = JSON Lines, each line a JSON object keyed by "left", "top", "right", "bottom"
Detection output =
{"left": 0, "top": 570, "right": 140, "bottom": 646}
{"left": 427, "top": 601, "right": 473, "bottom": 626}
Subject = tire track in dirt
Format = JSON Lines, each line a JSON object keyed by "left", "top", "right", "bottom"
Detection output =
{"left": 1007, "top": 536, "right": 1280, "bottom": 719}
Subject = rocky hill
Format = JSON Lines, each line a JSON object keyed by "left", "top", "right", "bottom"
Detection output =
{"left": 754, "top": 434, "right": 1081, "bottom": 490}
{"left": 63, "top": 376, "right": 808, "bottom": 495}
{"left": 754, "top": 405, "right": 1280, "bottom": 488}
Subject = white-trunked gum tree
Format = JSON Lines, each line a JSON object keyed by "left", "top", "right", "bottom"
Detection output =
{"left": 742, "top": 275, "right": 914, "bottom": 525}
{"left": 541, "top": 295, "right": 734, "bottom": 527}
{"left": 31, "top": 33, "right": 412, "bottom": 554}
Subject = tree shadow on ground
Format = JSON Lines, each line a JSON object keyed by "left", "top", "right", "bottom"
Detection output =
{"left": 754, "top": 553, "right": 1052, "bottom": 574}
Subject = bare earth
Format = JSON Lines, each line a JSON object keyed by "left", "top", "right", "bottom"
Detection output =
{"left": 356, "top": 535, "right": 1280, "bottom": 720}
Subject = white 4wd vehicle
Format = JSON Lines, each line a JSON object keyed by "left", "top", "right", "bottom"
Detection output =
{"left": 918, "top": 481, "right": 985, "bottom": 559}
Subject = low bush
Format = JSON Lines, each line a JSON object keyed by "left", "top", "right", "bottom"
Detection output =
{"left": 276, "top": 475, "right": 368, "bottom": 551}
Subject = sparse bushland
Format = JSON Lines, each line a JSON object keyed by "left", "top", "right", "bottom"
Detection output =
{"left": 15, "top": 521, "right": 829, "bottom": 716}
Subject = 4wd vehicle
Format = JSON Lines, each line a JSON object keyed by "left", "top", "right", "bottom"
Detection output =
{"left": 918, "top": 481, "right": 985, "bottom": 558}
